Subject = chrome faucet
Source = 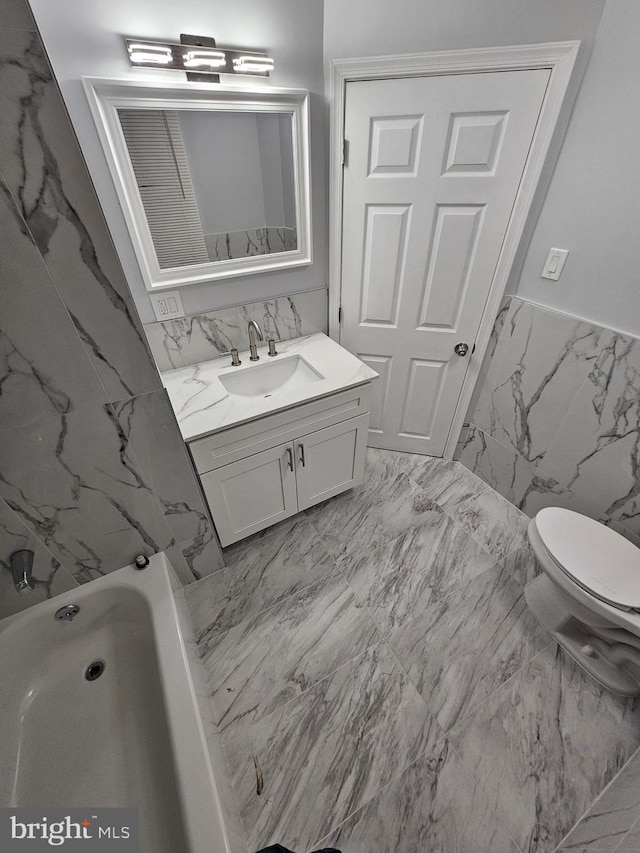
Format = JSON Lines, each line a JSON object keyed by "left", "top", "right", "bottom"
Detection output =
{"left": 10, "top": 549, "right": 34, "bottom": 595}
{"left": 247, "top": 320, "right": 264, "bottom": 361}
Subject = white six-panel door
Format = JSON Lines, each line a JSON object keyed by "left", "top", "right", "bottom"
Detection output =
{"left": 340, "top": 69, "right": 549, "bottom": 455}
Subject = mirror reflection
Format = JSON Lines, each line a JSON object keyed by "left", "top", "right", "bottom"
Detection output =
{"left": 117, "top": 108, "right": 297, "bottom": 269}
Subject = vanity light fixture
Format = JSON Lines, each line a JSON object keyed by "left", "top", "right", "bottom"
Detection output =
{"left": 182, "top": 49, "right": 227, "bottom": 69}
{"left": 125, "top": 38, "right": 274, "bottom": 77}
{"left": 233, "top": 55, "right": 275, "bottom": 74}
{"left": 127, "top": 43, "right": 173, "bottom": 65}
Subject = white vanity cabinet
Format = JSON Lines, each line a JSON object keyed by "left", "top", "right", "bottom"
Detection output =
{"left": 189, "top": 385, "right": 371, "bottom": 546}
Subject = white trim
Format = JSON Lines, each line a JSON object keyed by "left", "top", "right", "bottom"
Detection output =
{"left": 328, "top": 41, "right": 581, "bottom": 457}
{"left": 83, "top": 77, "right": 312, "bottom": 291}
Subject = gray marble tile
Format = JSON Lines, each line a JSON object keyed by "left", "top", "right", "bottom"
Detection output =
{"left": 501, "top": 534, "right": 540, "bottom": 588}
{"left": 0, "top": 176, "right": 108, "bottom": 431}
{"left": 221, "top": 515, "right": 299, "bottom": 560}
{"left": 619, "top": 818, "right": 640, "bottom": 850}
{"left": 473, "top": 298, "right": 609, "bottom": 467}
{"left": 473, "top": 297, "right": 611, "bottom": 464}
{"left": 0, "top": 404, "right": 174, "bottom": 582}
{"left": 410, "top": 456, "right": 531, "bottom": 565}
{"left": 0, "top": 29, "right": 161, "bottom": 402}
{"left": 200, "top": 572, "right": 380, "bottom": 743}
{"left": 112, "top": 390, "right": 221, "bottom": 560}
{"left": 340, "top": 510, "right": 498, "bottom": 636}
{"left": 305, "top": 470, "right": 441, "bottom": 560}
{"left": 460, "top": 424, "right": 537, "bottom": 507}
{"left": 204, "top": 226, "right": 297, "bottom": 261}
{"left": 319, "top": 739, "right": 520, "bottom": 853}
{"left": 0, "top": 498, "right": 79, "bottom": 619}
{"left": 0, "top": 0, "right": 35, "bottom": 30}
{"left": 145, "top": 289, "right": 327, "bottom": 371}
{"left": 450, "top": 644, "right": 640, "bottom": 853}
{"left": 560, "top": 746, "right": 640, "bottom": 850}
{"left": 186, "top": 518, "right": 334, "bottom": 642}
{"left": 465, "top": 293, "right": 511, "bottom": 423}
{"left": 529, "top": 332, "right": 640, "bottom": 532}
{"left": 176, "top": 532, "right": 225, "bottom": 582}
{"left": 404, "top": 453, "right": 485, "bottom": 503}
{"left": 388, "top": 563, "right": 549, "bottom": 731}
{"left": 230, "top": 641, "right": 442, "bottom": 852}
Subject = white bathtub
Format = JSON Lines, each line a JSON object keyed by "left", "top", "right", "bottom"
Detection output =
{"left": 0, "top": 553, "right": 233, "bottom": 853}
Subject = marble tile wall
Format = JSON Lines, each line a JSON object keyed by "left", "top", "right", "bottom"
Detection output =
{"left": 0, "top": 2, "right": 223, "bottom": 620}
{"left": 203, "top": 225, "right": 297, "bottom": 262}
{"left": 144, "top": 287, "right": 328, "bottom": 372}
{"left": 460, "top": 296, "right": 640, "bottom": 546}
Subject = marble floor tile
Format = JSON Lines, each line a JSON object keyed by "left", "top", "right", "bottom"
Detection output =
{"left": 501, "top": 534, "right": 540, "bottom": 588}
{"left": 185, "top": 518, "right": 335, "bottom": 642}
{"left": 230, "top": 641, "right": 442, "bottom": 852}
{"left": 222, "top": 514, "right": 299, "bottom": 559}
{"left": 305, "top": 470, "right": 441, "bottom": 560}
{"left": 340, "top": 510, "right": 498, "bottom": 636}
{"left": 319, "top": 739, "right": 520, "bottom": 853}
{"left": 200, "top": 572, "right": 380, "bottom": 743}
{"left": 460, "top": 424, "right": 538, "bottom": 507}
{"left": 412, "top": 459, "right": 532, "bottom": 565}
{"left": 388, "top": 563, "right": 550, "bottom": 731}
{"left": 450, "top": 644, "right": 640, "bottom": 853}
{"left": 559, "top": 744, "right": 640, "bottom": 850}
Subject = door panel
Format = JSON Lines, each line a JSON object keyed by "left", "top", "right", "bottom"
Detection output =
{"left": 341, "top": 69, "right": 549, "bottom": 455}
{"left": 418, "top": 204, "right": 484, "bottom": 330}
{"left": 361, "top": 204, "right": 410, "bottom": 326}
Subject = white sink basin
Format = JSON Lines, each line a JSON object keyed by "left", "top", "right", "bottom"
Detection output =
{"left": 219, "top": 355, "right": 324, "bottom": 398}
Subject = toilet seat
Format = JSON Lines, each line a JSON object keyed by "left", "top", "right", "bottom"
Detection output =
{"left": 535, "top": 508, "right": 640, "bottom": 611}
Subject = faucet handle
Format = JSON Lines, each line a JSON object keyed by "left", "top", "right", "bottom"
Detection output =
{"left": 218, "top": 348, "right": 242, "bottom": 367}
{"left": 267, "top": 339, "right": 279, "bottom": 357}
{"left": 10, "top": 549, "right": 35, "bottom": 594}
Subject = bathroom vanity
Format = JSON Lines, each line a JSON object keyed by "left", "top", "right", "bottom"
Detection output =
{"left": 162, "top": 334, "right": 378, "bottom": 546}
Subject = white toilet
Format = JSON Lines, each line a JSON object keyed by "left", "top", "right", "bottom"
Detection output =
{"left": 526, "top": 507, "right": 640, "bottom": 696}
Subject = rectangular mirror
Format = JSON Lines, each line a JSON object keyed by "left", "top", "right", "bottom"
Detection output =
{"left": 83, "top": 78, "right": 311, "bottom": 290}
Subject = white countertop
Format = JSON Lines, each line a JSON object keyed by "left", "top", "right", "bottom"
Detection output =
{"left": 161, "top": 333, "right": 379, "bottom": 442}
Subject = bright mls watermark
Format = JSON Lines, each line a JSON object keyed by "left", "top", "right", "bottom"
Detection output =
{"left": 0, "top": 809, "right": 138, "bottom": 850}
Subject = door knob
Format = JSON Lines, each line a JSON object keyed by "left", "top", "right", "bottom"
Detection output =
{"left": 454, "top": 342, "right": 469, "bottom": 357}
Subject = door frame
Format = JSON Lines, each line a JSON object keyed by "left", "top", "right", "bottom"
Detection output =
{"left": 329, "top": 41, "right": 581, "bottom": 458}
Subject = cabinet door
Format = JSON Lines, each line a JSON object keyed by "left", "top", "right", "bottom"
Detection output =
{"left": 201, "top": 443, "right": 298, "bottom": 546}
{"left": 294, "top": 414, "right": 369, "bottom": 511}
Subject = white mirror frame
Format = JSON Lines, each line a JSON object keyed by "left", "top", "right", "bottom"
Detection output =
{"left": 83, "top": 77, "right": 312, "bottom": 291}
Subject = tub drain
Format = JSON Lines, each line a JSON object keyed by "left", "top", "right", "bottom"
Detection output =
{"left": 85, "top": 660, "right": 105, "bottom": 681}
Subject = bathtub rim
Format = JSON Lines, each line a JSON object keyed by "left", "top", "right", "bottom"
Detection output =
{"left": 0, "top": 552, "right": 233, "bottom": 853}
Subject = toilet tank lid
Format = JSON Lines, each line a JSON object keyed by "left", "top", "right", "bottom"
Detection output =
{"left": 536, "top": 508, "right": 640, "bottom": 609}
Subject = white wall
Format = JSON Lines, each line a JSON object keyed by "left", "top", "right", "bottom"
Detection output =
{"left": 323, "top": 0, "right": 604, "bottom": 62}
{"left": 511, "top": 0, "right": 640, "bottom": 338}
{"left": 179, "top": 111, "right": 268, "bottom": 234}
{"left": 29, "top": 0, "right": 326, "bottom": 323}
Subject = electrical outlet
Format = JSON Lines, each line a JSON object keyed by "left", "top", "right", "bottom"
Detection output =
{"left": 150, "top": 290, "right": 185, "bottom": 321}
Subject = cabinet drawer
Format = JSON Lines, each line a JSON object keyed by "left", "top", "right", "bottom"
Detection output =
{"left": 190, "top": 383, "right": 372, "bottom": 474}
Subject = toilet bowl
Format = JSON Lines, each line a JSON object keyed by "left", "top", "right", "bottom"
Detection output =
{"left": 525, "top": 507, "right": 640, "bottom": 696}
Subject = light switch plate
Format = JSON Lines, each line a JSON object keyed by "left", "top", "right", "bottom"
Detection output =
{"left": 541, "top": 248, "right": 569, "bottom": 281}
{"left": 150, "top": 290, "right": 185, "bottom": 321}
